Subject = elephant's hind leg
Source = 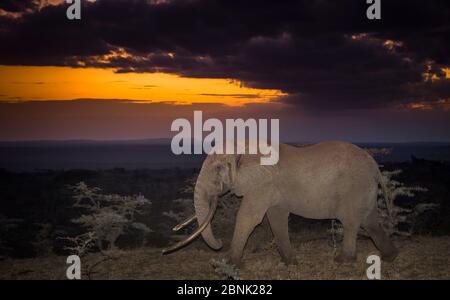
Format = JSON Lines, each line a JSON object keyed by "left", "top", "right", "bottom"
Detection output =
{"left": 267, "top": 206, "right": 296, "bottom": 265}
{"left": 334, "top": 219, "right": 359, "bottom": 263}
{"left": 362, "top": 208, "right": 398, "bottom": 262}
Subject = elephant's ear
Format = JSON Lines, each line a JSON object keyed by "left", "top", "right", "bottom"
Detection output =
{"left": 236, "top": 154, "right": 242, "bottom": 168}
{"left": 227, "top": 154, "right": 242, "bottom": 185}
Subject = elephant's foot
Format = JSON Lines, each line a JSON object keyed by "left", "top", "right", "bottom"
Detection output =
{"left": 381, "top": 248, "right": 399, "bottom": 262}
{"left": 280, "top": 255, "right": 298, "bottom": 266}
{"left": 231, "top": 259, "right": 243, "bottom": 268}
{"left": 227, "top": 253, "right": 243, "bottom": 268}
{"left": 334, "top": 252, "right": 356, "bottom": 264}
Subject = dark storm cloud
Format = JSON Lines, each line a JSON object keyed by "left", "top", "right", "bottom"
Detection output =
{"left": 0, "top": 0, "right": 38, "bottom": 13}
{"left": 0, "top": 0, "right": 449, "bottom": 110}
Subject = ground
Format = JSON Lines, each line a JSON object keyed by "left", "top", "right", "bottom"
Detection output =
{"left": 1, "top": 235, "right": 449, "bottom": 280}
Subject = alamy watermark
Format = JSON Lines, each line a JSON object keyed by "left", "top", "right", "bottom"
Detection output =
{"left": 171, "top": 111, "right": 280, "bottom": 166}
{"left": 366, "top": 0, "right": 381, "bottom": 20}
{"left": 66, "top": 0, "right": 81, "bottom": 20}
{"left": 366, "top": 254, "right": 381, "bottom": 279}
{"left": 66, "top": 255, "right": 81, "bottom": 279}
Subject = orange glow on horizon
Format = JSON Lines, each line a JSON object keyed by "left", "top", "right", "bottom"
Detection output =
{"left": 0, "top": 65, "right": 285, "bottom": 106}
{"left": 443, "top": 67, "right": 450, "bottom": 79}
{"left": 402, "top": 98, "right": 450, "bottom": 112}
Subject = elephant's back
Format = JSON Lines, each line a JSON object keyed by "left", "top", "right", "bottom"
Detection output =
{"left": 282, "top": 141, "right": 375, "bottom": 167}
{"left": 282, "top": 141, "right": 379, "bottom": 180}
{"left": 278, "top": 141, "right": 379, "bottom": 218}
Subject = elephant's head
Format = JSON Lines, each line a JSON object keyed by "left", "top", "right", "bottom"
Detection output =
{"left": 162, "top": 153, "right": 242, "bottom": 254}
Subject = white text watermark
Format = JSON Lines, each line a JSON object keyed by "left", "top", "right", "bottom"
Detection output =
{"left": 171, "top": 111, "right": 279, "bottom": 165}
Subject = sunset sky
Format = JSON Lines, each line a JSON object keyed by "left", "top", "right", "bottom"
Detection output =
{"left": 0, "top": 0, "right": 449, "bottom": 142}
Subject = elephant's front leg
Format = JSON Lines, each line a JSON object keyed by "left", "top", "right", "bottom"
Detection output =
{"left": 229, "top": 198, "right": 268, "bottom": 266}
{"left": 266, "top": 206, "right": 296, "bottom": 265}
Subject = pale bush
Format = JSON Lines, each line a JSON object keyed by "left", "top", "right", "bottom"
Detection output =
{"left": 163, "top": 198, "right": 194, "bottom": 223}
{"left": 59, "top": 232, "right": 96, "bottom": 256}
{"left": 378, "top": 169, "right": 432, "bottom": 236}
{"left": 210, "top": 258, "right": 241, "bottom": 280}
{"left": 64, "top": 182, "right": 151, "bottom": 254}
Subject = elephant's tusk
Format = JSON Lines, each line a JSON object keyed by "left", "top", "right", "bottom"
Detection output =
{"left": 172, "top": 214, "right": 196, "bottom": 232}
{"left": 162, "top": 198, "right": 218, "bottom": 254}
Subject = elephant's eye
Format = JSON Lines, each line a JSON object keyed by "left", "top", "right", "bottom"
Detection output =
{"left": 215, "top": 165, "right": 224, "bottom": 172}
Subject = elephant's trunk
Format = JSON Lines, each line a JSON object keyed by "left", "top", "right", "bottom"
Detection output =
{"left": 161, "top": 168, "right": 222, "bottom": 254}
{"left": 192, "top": 178, "right": 223, "bottom": 250}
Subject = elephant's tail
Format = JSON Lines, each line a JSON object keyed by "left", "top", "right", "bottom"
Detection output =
{"left": 376, "top": 168, "right": 393, "bottom": 218}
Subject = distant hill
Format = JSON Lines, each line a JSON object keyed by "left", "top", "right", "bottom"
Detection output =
{"left": 0, "top": 138, "right": 172, "bottom": 147}
{"left": 0, "top": 140, "right": 449, "bottom": 171}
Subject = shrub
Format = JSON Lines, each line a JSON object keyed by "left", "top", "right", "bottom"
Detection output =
{"left": 63, "top": 182, "right": 151, "bottom": 255}
{"left": 378, "top": 169, "right": 434, "bottom": 236}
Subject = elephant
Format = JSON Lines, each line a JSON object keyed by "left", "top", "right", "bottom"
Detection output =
{"left": 163, "top": 141, "right": 398, "bottom": 266}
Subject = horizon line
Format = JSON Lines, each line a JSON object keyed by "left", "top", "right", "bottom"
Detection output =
{"left": 0, "top": 138, "right": 449, "bottom": 145}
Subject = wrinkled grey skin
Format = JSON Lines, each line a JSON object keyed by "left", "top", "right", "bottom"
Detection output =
{"left": 194, "top": 141, "right": 398, "bottom": 265}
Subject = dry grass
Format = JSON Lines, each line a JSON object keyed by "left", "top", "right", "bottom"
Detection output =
{"left": 1, "top": 236, "right": 449, "bottom": 280}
